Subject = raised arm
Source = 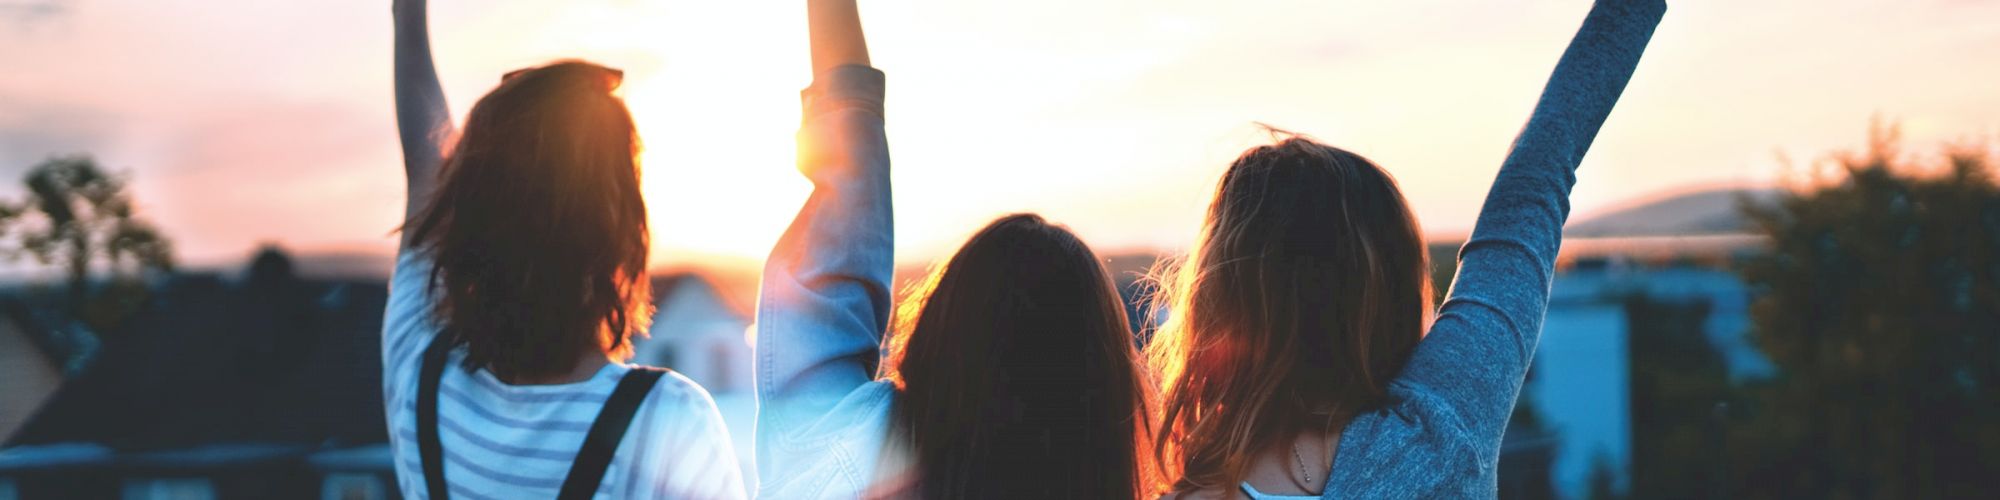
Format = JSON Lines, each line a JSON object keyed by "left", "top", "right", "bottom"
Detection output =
{"left": 808, "top": 0, "right": 871, "bottom": 75}
{"left": 1400, "top": 0, "right": 1665, "bottom": 444}
{"left": 393, "top": 0, "right": 453, "bottom": 242}
{"left": 754, "top": 0, "right": 890, "bottom": 494}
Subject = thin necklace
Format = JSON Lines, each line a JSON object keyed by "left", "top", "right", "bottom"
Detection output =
{"left": 1293, "top": 413, "right": 1340, "bottom": 489}
{"left": 1291, "top": 441, "right": 1313, "bottom": 485}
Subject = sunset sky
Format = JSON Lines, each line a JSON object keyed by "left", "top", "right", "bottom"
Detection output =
{"left": 3, "top": 0, "right": 1998, "bottom": 270}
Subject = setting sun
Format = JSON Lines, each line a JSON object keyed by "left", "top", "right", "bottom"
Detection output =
{"left": 6, "top": 0, "right": 1998, "bottom": 270}
{"left": 417, "top": 0, "right": 817, "bottom": 266}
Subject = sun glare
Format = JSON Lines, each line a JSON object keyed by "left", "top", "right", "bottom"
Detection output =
{"left": 487, "top": 1, "right": 817, "bottom": 267}
{"left": 616, "top": 5, "right": 816, "bottom": 268}
{"left": 626, "top": 69, "right": 811, "bottom": 267}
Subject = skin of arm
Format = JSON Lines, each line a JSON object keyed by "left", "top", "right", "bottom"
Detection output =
{"left": 392, "top": 0, "right": 453, "bottom": 245}
{"left": 807, "top": 0, "right": 870, "bottom": 74}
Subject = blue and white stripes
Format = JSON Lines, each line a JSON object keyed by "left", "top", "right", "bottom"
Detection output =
{"left": 382, "top": 252, "right": 748, "bottom": 499}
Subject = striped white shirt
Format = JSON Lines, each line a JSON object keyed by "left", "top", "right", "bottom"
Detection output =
{"left": 383, "top": 252, "right": 748, "bottom": 500}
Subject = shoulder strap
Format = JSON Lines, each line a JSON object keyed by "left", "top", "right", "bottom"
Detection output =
{"left": 417, "top": 334, "right": 453, "bottom": 500}
{"left": 556, "top": 366, "right": 667, "bottom": 500}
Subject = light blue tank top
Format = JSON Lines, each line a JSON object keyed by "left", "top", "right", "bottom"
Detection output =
{"left": 1240, "top": 482, "right": 1319, "bottom": 500}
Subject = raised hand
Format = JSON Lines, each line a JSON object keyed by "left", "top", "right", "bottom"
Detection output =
{"left": 807, "top": 0, "right": 871, "bottom": 75}
{"left": 392, "top": 0, "right": 453, "bottom": 241}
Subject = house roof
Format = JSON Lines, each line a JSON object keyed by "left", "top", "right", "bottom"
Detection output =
{"left": 5, "top": 253, "right": 390, "bottom": 451}
{"left": 650, "top": 268, "right": 757, "bottom": 318}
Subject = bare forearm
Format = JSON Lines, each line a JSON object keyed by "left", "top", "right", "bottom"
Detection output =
{"left": 807, "top": 0, "right": 870, "bottom": 74}
{"left": 393, "top": 0, "right": 452, "bottom": 232}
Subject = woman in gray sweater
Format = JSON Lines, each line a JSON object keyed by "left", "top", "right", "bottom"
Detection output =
{"left": 1146, "top": 1, "right": 1667, "bottom": 498}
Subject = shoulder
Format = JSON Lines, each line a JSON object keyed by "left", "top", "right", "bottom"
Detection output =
{"left": 1158, "top": 488, "right": 1237, "bottom": 500}
{"left": 1327, "top": 389, "right": 1485, "bottom": 486}
{"left": 763, "top": 379, "right": 897, "bottom": 456}
{"left": 389, "top": 248, "right": 436, "bottom": 290}
{"left": 631, "top": 367, "right": 724, "bottom": 415}
{"left": 384, "top": 249, "right": 440, "bottom": 332}
{"left": 617, "top": 368, "right": 739, "bottom": 454}
{"left": 1365, "top": 382, "right": 1482, "bottom": 453}
{"left": 786, "top": 379, "right": 897, "bottom": 438}
{"left": 381, "top": 249, "right": 443, "bottom": 386}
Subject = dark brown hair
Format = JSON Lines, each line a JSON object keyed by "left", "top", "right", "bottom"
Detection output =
{"left": 407, "top": 60, "right": 652, "bottom": 382}
{"left": 881, "top": 213, "right": 1163, "bottom": 499}
{"left": 1145, "top": 135, "right": 1432, "bottom": 491}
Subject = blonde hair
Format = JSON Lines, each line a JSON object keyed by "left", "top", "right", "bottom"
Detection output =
{"left": 1146, "top": 136, "right": 1432, "bottom": 491}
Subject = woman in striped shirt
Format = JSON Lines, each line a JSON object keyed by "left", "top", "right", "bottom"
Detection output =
{"left": 383, "top": 1, "right": 746, "bottom": 498}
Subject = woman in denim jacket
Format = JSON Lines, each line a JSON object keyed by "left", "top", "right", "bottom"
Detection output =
{"left": 752, "top": 1, "right": 1159, "bottom": 498}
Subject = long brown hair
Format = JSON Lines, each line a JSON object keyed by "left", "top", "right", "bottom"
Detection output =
{"left": 1145, "top": 135, "right": 1432, "bottom": 491}
{"left": 881, "top": 213, "right": 1163, "bottom": 499}
{"left": 407, "top": 60, "right": 653, "bottom": 382}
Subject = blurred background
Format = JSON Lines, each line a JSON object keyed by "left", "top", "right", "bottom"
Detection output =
{"left": 1, "top": 0, "right": 1996, "bottom": 498}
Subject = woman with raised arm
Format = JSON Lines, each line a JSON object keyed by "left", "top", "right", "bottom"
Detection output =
{"left": 1146, "top": 1, "right": 1666, "bottom": 498}
{"left": 382, "top": 1, "right": 746, "bottom": 498}
{"left": 754, "top": 0, "right": 1160, "bottom": 498}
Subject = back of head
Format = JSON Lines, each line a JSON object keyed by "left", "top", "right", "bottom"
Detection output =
{"left": 407, "top": 60, "right": 652, "bottom": 382}
{"left": 883, "top": 214, "right": 1159, "bottom": 499}
{"left": 1146, "top": 136, "right": 1431, "bottom": 490}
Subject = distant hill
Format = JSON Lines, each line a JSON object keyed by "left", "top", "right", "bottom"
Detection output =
{"left": 1565, "top": 187, "right": 1780, "bottom": 238}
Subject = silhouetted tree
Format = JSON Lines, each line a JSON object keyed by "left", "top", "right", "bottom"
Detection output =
{"left": 1733, "top": 124, "right": 2000, "bottom": 499}
{"left": 1585, "top": 453, "right": 1622, "bottom": 500}
{"left": 1, "top": 155, "right": 173, "bottom": 325}
{"left": 238, "top": 245, "right": 316, "bottom": 377}
{"left": 1497, "top": 364, "right": 1556, "bottom": 500}
{"left": 1623, "top": 294, "right": 1734, "bottom": 500}
{"left": 1428, "top": 242, "right": 1458, "bottom": 307}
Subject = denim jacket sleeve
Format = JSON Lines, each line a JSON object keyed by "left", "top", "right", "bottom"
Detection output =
{"left": 752, "top": 65, "right": 896, "bottom": 498}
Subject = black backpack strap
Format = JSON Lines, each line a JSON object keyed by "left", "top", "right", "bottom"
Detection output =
{"left": 556, "top": 366, "right": 667, "bottom": 500}
{"left": 417, "top": 334, "right": 454, "bottom": 500}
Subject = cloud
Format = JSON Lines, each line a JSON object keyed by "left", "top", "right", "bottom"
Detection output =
{"left": 0, "top": 0, "right": 72, "bottom": 32}
{"left": 131, "top": 99, "right": 404, "bottom": 262}
{"left": 0, "top": 95, "right": 113, "bottom": 183}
